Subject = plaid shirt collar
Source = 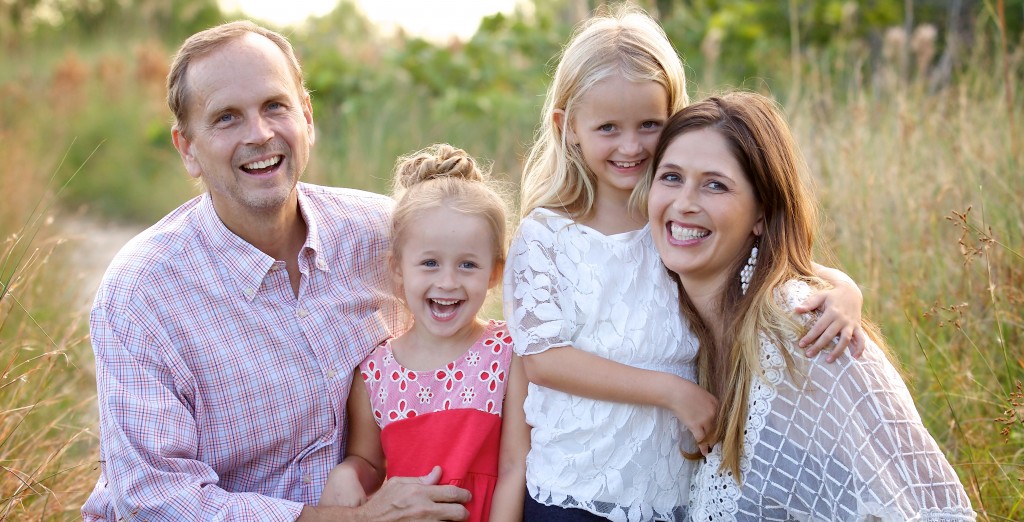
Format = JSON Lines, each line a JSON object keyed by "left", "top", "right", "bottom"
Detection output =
{"left": 195, "top": 183, "right": 331, "bottom": 302}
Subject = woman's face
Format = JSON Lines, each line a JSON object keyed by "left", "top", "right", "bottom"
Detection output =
{"left": 648, "top": 127, "right": 763, "bottom": 293}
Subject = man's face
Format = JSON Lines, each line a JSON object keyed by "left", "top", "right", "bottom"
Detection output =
{"left": 172, "top": 33, "right": 314, "bottom": 227}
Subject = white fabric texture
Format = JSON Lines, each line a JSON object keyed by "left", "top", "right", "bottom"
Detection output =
{"left": 688, "top": 280, "right": 975, "bottom": 521}
{"left": 504, "top": 208, "right": 699, "bottom": 522}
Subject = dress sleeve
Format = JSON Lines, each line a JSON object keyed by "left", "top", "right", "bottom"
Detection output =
{"left": 85, "top": 301, "right": 304, "bottom": 521}
{"left": 502, "top": 215, "right": 576, "bottom": 356}
{"left": 745, "top": 282, "right": 975, "bottom": 520}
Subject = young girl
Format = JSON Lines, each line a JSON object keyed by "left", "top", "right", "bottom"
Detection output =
{"left": 320, "top": 144, "right": 530, "bottom": 522}
{"left": 504, "top": 5, "right": 865, "bottom": 521}
{"left": 640, "top": 91, "right": 974, "bottom": 519}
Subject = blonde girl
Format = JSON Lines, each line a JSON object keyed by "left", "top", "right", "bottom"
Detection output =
{"left": 504, "top": 4, "right": 864, "bottom": 521}
{"left": 321, "top": 144, "right": 530, "bottom": 522}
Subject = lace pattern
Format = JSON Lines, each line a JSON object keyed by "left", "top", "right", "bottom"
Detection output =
{"left": 504, "top": 209, "right": 699, "bottom": 521}
{"left": 688, "top": 280, "right": 976, "bottom": 521}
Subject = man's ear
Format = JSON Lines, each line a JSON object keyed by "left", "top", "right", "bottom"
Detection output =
{"left": 172, "top": 126, "right": 203, "bottom": 180}
{"left": 302, "top": 93, "right": 315, "bottom": 147}
{"left": 553, "top": 109, "right": 578, "bottom": 145}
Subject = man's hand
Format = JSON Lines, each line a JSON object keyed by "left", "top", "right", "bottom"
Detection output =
{"left": 299, "top": 466, "right": 471, "bottom": 521}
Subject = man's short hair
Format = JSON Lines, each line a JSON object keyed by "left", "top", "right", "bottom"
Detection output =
{"left": 166, "top": 20, "right": 308, "bottom": 138}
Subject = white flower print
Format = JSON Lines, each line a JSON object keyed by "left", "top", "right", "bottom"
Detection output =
{"left": 434, "top": 362, "right": 465, "bottom": 392}
{"left": 416, "top": 385, "right": 434, "bottom": 404}
{"left": 465, "top": 350, "right": 481, "bottom": 366}
{"left": 479, "top": 360, "right": 506, "bottom": 393}
{"left": 390, "top": 368, "right": 417, "bottom": 392}
{"left": 460, "top": 387, "right": 476, "bottom": 404}
{"left": 387, "top": 399, "right": 417, "bottom": 421}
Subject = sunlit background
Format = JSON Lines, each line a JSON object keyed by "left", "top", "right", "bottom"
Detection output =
{"left": 221, "top": 0, "right": 520, "bottom": 41}
{"left": 0, "top": 1, "right": 1021, "bottom": 519}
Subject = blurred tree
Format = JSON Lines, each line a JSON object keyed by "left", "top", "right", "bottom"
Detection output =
{"left": 1, "top": 0, "right": 222, "bottom": 46}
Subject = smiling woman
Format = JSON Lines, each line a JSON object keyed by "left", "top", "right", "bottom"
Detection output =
{"left": 221, "top": 0, "right": 519, "bottom": 41}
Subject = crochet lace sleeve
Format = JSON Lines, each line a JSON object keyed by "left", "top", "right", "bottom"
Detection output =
{"left": 503, "top": 215, "right": 576, "bottom": 356}
{"left": 741, "top": 281, "right": 975, "bottom": 519}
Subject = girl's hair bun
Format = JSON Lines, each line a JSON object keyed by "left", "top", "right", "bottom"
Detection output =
{"left": 393, "top": 143, "right": 483, "bottom": 194}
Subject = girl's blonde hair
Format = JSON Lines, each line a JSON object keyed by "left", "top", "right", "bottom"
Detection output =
{"left": 637, "top": 91, "right": 890, "bottom": 480}
{"left": 391, "top": 144, "right": 509, "bottom": 275}
{"left": 519, "top": 2, "right": 687, "bottom": 219}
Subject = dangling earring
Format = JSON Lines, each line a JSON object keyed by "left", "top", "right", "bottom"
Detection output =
{"left": 740, "top": 241, "right": 759, "bottom": 295}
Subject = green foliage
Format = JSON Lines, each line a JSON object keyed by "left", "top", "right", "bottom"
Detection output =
{"left": 1, "top": 0, "right": 1022, "bottom": 518}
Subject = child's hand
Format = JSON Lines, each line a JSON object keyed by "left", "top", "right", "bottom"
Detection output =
{"left": 668, "top": 378, "right": 718, "bottom": 455}
{"left": 795, "top": 280, "right": 865, "bottom": 363}
{"left": 319, "top": 462, "right": 368, "bottom": 507}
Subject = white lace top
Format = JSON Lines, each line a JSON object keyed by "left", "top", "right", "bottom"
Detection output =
{"left": 504, "top": 208, "right": 699, "bottom": 521}
{"left": 689, "top": 280, "right": 976, "bottom": 521}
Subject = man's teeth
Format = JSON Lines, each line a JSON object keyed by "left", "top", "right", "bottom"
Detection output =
{"left": 671, "top": 224, "right": 710, "bottom": 241}
{"left": 243, "top": 157, "right": 281, "bottom": 170}
{"left": 432, "top": 299, "right": 459, "bottom": 305}
{"left": 614, "top": 160, "right": 642, "bottom": 168}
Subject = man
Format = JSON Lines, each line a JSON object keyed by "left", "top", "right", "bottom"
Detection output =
{"left": 83, "top": 21, "right": 471, "bottom": 521}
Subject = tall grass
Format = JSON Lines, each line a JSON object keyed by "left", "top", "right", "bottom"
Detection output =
{"left": 0, "top": 142, "right": 99, "bottom": 517}
{"left": 782, "top": 31, "right": 1024, "bottom": 518}
{"left": 0, "top": 13, "right": 1021, "bottom": 521}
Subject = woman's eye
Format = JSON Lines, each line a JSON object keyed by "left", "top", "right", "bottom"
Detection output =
{"left": 707, "top": 180, "right": 728, "bottom": 191}
{"left": 659, "top": 172, "right": 680, "bottom": 183}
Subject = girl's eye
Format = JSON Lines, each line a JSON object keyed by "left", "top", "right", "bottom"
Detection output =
{"left": 460, "top": 261, "right": 479, "bottom": 270}
{"left": 421, "top": 260, "right": 438, "bottom": 268}
{"left": 641, "top": 120, "right": 661, "bottom": 130}
{"left": 598, "top": 123, "right": 615, "bottom": 132}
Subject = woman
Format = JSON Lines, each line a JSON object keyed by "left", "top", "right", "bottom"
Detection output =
{"left": 635, "top": 91, "right": 975, "bottom": 520}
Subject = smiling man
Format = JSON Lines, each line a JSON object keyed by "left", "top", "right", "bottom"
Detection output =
{"left": 83, "top": 21, "right": 470, "bottom": 521}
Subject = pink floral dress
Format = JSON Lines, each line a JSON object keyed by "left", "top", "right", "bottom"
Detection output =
{"left": 359, "top": 320, "right": 513, "bottom": 521}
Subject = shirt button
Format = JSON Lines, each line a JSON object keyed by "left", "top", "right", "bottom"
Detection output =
{"left": 327, "top": 369, "right": 337, "bottom": 379}
{"left": 316, "top": 260, "right": 327, "bottom": 270}
{"left": 243, "top": 287, "right": 255, "bottom": 298}
{"left": 297, "top": 308, "right": 308, "bottom": 318}
{"left": 302, "top": 474, "right": 313, "bottom": 484}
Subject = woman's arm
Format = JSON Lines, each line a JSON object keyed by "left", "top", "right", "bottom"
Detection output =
{"left": 799, "top": 264, "right": 866, "bottom": 362}
{"left": 319, "top": 371, "right": 386, "bottom": 507}
{"left": 489, "top": 355, "right": 531, "bottom": 522}
{"left": 523, "top": 346, "right": 717, "bottom": 449}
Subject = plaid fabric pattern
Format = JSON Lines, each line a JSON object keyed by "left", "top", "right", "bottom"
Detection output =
{"left": 82, "top": 183, "right": 404, "bottom": 521}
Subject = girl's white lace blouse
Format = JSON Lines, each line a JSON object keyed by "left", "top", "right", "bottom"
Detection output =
{"left": 504, "top": 208, "right": 699, "bottom": 522}
{"left": 688, "top": 280, "right": 976, "bottom": 521}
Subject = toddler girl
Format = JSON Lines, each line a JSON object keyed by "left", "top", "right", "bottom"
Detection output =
{"left": 322, "top": 144, "right": 530, "bottom": 522}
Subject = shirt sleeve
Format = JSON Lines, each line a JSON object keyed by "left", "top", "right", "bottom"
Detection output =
{"left": 503, "top": 216, "right": 576, "bottom": 356}
{"left": 744, "top": 282, "right": 975, "bottom": 520}
{"left": 86, "top": 301, "right": 304, "bottom": 521}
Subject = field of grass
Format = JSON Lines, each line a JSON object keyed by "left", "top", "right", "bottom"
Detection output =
{"left": 1, "top": 9, "right": 1021, "bottom": 522}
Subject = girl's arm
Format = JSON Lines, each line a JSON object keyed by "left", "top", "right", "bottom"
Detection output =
{"left": 318, "top": 371, "right": 386, "bottom": 507}
{"left": 489, "top": 355, "right": 531, "bottom": 522}
{"left": 522, "top": 346, "right": 718, "bottom": 451}
{"left": 799, "top": 264, "right": 866, "bottom": 363}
